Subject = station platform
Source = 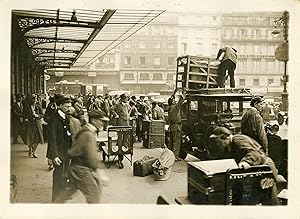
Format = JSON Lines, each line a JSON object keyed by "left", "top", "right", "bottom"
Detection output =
{"left": 10, "top": 131, "right": 191, "bottom": 204}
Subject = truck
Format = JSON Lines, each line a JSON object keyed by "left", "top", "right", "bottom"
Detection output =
{"left": 174, "top": 55, "right": 254, "bottom": 160}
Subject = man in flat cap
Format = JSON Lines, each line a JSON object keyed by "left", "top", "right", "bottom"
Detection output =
{"left": 46, "top": 94, "right": 73, "bottom": 202}
{"left": 57, "top": 110, "right": 110, "bottom": 203}
{"left": 114, "top": 93, "right": 131, "bottom": 147}
{"left": 241, "top": 96, "right": 268, "bottom": 155}
{"left": 210, "top": 126, "right": 280, "bottom": 204}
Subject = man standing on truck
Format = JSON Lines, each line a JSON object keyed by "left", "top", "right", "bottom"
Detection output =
{"left": 216, "top": 46, "right": 237, "bottom": 88}
{"left": 168, "top": 93, "right": 184, "bottom": 161}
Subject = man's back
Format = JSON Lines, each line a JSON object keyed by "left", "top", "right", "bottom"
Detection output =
{"left": 241, "top": 108, "right": 268, "bottom": 153}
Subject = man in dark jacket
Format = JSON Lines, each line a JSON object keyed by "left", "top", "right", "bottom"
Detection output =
{"left": 241, "top": 96, "right": 268, "bottom": 155}
{"left": 46, "top": 95, "right": 72, "bottom": 203}
{"left": 210, "top": 126, "right": 280, "bottom": 204}
{"left": 168, "top": 94, "right": 184, "bottom": 161}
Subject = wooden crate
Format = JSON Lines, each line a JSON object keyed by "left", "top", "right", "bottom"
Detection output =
{"left": 142, "top": 120, "right": 165, "bottom": 135}
{"left": 176, "top": 55, "right": 220, "bottom": 91}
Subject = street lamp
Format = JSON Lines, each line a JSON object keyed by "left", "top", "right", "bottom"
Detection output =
{"left": 272, "top": 10, "right": 289, "bottom": 112}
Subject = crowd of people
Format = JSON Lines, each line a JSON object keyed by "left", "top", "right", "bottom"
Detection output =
{"left": 11, "top": 86, "right": 285, "bottom": 204}
{"left": 10, "top": 89, "right": 171, "bottom": 203}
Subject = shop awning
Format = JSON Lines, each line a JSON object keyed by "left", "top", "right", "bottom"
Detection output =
{"left": 12, "top": 9, "right": 165, "bottom": 69}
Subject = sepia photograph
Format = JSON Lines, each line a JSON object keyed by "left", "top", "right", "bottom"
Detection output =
{"left": 1, "top": 0, "right": 300, "bottom": 218}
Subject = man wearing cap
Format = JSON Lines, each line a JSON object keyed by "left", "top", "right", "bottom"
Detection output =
{"left": 210, "top": 126, "right": 280, "bottom": 204}
{"left": 241, "top": 96, "right": 268, "bottom": 155}
{"left": 114, "top": 93, "right": 131, "bottom": 146}
{"left": 216, "top": 46, "right": 237, "bottom": 88}
{"left": 57, "top": 110, "right": 110, "bottom": 203}
{"left": 46, "top": 94, "right": 72, "bottom": 202}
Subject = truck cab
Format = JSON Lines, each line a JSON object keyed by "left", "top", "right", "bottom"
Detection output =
{"left": 182, "top": 88, "right": 253, "bottom": 159}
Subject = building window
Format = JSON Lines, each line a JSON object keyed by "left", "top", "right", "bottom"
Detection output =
{"left": 211, "top": 29, "right": 218, "bottom": 39}
{"left": 195, "top": 43, "right": 203, "bottom": 56}
{"left": 153, "top": 26, "right": 160, "bottom": 35}
{"left": 153, "top": 73, "right": 162, "bottom": 80}
{"left": 154, "top": 57, "right": 161, "bottom": 66}
{"left": 124, "top": 41, "right": 131, "bottom": 49}
{"left": 167, "top": 73, "right": 174, "bottom": 80}
{"left": 139, "top": 41, "right": 146, "bottom": 49}
{"left": 252, "top": 58, "right": 261, "bottom": 73}
{"left": 124, "top": 56, "right": 131, "bottom": 65}
{"left": 238, "top": 58, "right": 247, "bottom": 73}
{"left": 168, "top": 56, "right": 174, "bottom": 66}
{"left": 267, "top": 60, "right": 274, "bottom": 74}
{"left": 166, "top": 26, "right": 175, "bottom": 35}
{"left": 139, "top": 73, "right": 150, "bottom": 80}
{"left": 168, "top": 42, "right": 175, "bottom": 49}
{"left": 154, "top": 41, "right": 161, "bottom": 49}
{"left": 138, "top": 26, "right": 147, "bottom": 35}
{"left": 239, "top": 78, "right": 246, "bottom": 87}
{"left": 268, "top": 78, "right": 274, "bottom": 86}
{"left": 182, "top": 43, "right": 187, "bottom": 54}
{"left": 124, "top": 73, "right": 134, "bottom": 80}
{"left": 253, "top": 78, "right": 259, "bottom": 86}
{"left": 139, "top": 56, "right": 146, "bottom": 65}
{"left": 211, "top": 43, "right": 217, "bottom": 56}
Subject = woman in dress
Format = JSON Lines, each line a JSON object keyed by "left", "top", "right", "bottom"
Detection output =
{"left": 23, "top": 94, "right": 44, "bottom": 158}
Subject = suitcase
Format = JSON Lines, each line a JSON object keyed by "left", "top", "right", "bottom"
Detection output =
{"left": 187, "top": 159, "right": 238, "bottom": 204}
{"left": 133, "top": 156, "right": 157, "bottom": 177}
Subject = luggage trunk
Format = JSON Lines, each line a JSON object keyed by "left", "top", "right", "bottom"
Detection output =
{"left": 187, "top": 159, "right": 238, "bottom": 204}
{"left": 142, "top": 120, "right": 165, "bottom": 148}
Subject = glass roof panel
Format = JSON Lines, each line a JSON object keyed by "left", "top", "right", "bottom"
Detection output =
{"left": 13, "top": 8, "right": 165, "bottom": 69}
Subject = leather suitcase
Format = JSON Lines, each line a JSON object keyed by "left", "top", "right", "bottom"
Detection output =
{"left": 133, "top": 157, "right": 157, "bottom": 177}
{"left": 187, "top": 159, "right": 238, "bottom": 204}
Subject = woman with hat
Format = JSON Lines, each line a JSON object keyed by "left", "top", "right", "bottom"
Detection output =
{"left": 23, "top": 94, "right": 44, "bottom": 158}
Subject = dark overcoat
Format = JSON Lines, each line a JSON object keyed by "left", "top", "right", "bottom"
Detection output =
{"left": 46, "top": 112, "right": 72, "bottom": 161}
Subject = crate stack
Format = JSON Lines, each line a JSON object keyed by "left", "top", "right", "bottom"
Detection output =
{"left": 176, "top": 55, "right": 219, "bottom": 92}
{"left": 142, "top": 120, "right": 165, "bottom": 148}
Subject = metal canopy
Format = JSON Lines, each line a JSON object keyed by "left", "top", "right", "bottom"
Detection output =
{"left": 13, "top": 9, "right": 165, "bottom": 69}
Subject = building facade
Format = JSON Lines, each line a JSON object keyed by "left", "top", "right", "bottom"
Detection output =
{"left": 119, "top": 12, "right": 178, "bottom": 94}
{"left": 177, "top": 12, "right": 222, "bottom": 58}
{"left": 221, "top": 12, "right": 285, "bottom": 95}
{"left": 46, "top": 11, "right": 287, "bottom": 97}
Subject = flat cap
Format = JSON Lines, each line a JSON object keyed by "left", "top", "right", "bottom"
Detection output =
{"left": 55, "top": 94, "right": 71, "bottom": 105}
{"left": 250, "top": 96, "right": 263, "bottom": 107}
{"left": 88, "top": 110, "right": 110, "bottom": 121}
{"left": 210, "top": 127, "right": 231, "bottom": 139}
